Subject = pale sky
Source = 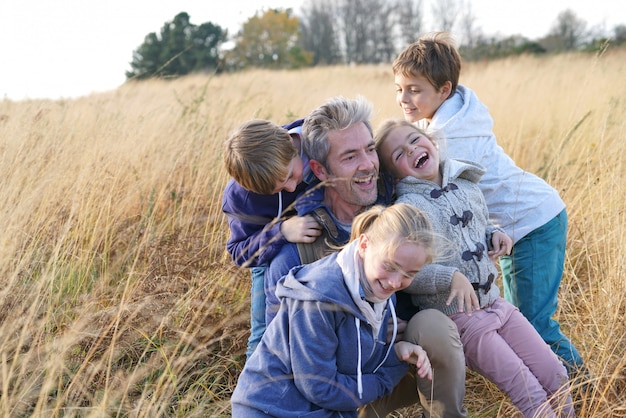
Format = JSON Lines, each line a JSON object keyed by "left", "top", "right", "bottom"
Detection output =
{"left": 1, "top": 0, "right": 623, "bottom": 101}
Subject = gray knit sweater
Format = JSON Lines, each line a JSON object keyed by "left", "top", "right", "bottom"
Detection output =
{"left": 397, "top": 158, "right": 501, "bottom": 316}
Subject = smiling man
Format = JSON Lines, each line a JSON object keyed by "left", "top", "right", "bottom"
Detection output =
{"left": 261, "top": 96, "right": 468, "bottom": 418}
{"left": 264, "top": 96, "right": 380, "bottom": 323}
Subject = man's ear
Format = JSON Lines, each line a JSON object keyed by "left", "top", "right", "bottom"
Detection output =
{"left": 309, "top": 159, "right": 329, "bottom": 181}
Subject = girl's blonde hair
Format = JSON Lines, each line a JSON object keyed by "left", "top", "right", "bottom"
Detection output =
{"left": 351, "top": 203, "right": 436, "bottom": 263}
{"left": 374, "top": 119, "right": 439, "bottom": 175}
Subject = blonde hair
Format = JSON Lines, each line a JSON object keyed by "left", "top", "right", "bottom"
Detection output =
{"left": 393, "top": 31, "right": 461, "bottom": 97}
{"left": 351, "top": 203, "right": 436, "bottom": 263}
{"left": 223, "top": 119, "right": 297, "bottom": 194}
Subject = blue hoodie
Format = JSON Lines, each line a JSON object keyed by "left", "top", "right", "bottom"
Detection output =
{"left": 231, "top": 247, "right": 408, "bottom": 417}
{"left": 264, "top": 186, "right": 352, "bottom": 324}
{"left": 222, "top": 178, "right": 306, "bottom": 267}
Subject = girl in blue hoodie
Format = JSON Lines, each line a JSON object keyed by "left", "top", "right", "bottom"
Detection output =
{"left": 231, "top": 203, "right": 435, "bottom": 417}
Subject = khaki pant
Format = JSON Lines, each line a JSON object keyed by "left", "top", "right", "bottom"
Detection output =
{"left": 358, "top": 309, "right": 468, "bottom": 418}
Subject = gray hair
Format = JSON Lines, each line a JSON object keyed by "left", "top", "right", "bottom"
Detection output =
{"left": 302, "top": 96, "right": 373, "bottom": 167}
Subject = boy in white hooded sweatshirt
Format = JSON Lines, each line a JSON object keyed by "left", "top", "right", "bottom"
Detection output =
{"left": 392, "top": 31, "right": 586, "bottom": 377}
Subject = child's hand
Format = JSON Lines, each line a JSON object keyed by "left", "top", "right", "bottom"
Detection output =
{"left": 447, "top": 271, "right": 480, "bottom": 315}
{"left": 488, "top": 231, "right": 513, "bottom": 261}
{"left": 280, "top": 215, "right": 322, "bottom": 243}
{"left": 386, "top": 317, "right": 407, "bottom": 343}
{"left": 394, "top": 341, "right": 432, "bottom": 380}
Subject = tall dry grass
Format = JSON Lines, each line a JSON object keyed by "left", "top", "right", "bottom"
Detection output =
{"left": 0, "top": 47, "right": 624, "bottom": 417}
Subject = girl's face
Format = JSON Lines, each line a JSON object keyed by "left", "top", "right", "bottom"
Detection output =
{"left": 395, "top": 73, "right": 449, "bottom": 123}
{"left": 358, "top": 235, "right": 428, "bottom": 300}
{"left": 379, "top": 125, "right": 441, "bottom": 185}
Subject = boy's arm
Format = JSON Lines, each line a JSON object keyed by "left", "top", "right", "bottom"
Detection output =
{"left": 225, "top": 212, "right": 288, "bottom": 267}
{"left": 222, "top": 181, "right": 289, "bottom": 267}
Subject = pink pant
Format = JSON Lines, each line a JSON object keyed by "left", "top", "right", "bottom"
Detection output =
{"left": 452, "top": 297, "right": 574, "bottom": 418}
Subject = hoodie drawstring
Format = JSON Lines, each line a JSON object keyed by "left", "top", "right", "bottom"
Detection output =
{"left": 355, "top": 298, "right": 398, "bottom": 399}
{"left": 277, "top": 192, "right": 283, "bottom": 217}
{"left": 373, "top": 298, "right": 397, "bottom": 374}
{"left": 355, "top": 317, "right": 363, "bottom": 399}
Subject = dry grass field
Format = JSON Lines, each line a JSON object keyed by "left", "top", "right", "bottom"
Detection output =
{"left": 0, "top": 47, "right": 625, "bottom": 417}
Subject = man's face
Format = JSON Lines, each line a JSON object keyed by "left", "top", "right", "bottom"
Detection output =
{"left": 314, "top": 122, "right": 379, "bottom": 219}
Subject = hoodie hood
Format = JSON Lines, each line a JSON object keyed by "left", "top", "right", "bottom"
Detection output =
{"left": 443, "top": 158, "right": 485, "bottom": 185}
{"left": 417, "top": 84, "right": 565, "bottom": 243}
{"left": 423, "top": 85, "right": 494, "bottom": 143}
{"left": 275, "top": 251, "right": 361, "bottom": 317}
{"left": 397, "top": 158, "right": 485, "bottom": 193}
{"left": 276, "top": 244, "right": 391, "bottom": 322}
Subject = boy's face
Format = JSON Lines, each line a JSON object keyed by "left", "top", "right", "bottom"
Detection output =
{"left": 395, "top": 73, "right": 449, "bottom": 123}
{"left": 379, "top": 125, "right": 440, "bottom": 185}
{"left": 271, "top": 156, "right": 304, "bottom": 194}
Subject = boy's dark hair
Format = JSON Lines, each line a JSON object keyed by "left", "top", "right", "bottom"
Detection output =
{"left": 393, "top": 31, "right": 461, "bottom": 97}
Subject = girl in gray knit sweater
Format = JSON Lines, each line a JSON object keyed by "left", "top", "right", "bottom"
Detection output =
{"left": 375, "top": 119, "right": 574, "bottom": 418}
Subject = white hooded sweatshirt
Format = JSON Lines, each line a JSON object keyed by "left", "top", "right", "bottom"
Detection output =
{"left": 417, "top": 85, "right": 565, "bottom": 243}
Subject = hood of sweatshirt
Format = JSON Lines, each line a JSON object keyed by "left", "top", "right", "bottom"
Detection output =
{"left": 397, "top": 158, "right": 485, "bottom": 194}
{"left": 424, "top": 85, "right": 494, "bottom": 143}
{"left": 275, "top": 241, "right": 395, "bottom": 325}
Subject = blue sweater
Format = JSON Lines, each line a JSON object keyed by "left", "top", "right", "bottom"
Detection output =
{"left": 264, "top": 186, "right": 352, "bottom": 324}
{"left": 222, "top": 178, "right": 306, "bottom": 267}
{"left": 231, "top": 251, "right": 408, "bottom": 417}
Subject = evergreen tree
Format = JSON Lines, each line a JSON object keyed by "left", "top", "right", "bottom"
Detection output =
{"left": 126, "top": 12, "right": 226, "bottom": 80}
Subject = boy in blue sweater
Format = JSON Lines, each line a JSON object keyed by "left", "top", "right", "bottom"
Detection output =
{"left": 222, "top": 118, "right": 321, "bottom": 359}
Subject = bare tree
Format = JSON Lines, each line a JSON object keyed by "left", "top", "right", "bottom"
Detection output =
{"left": 614, "top": 24, "right": 626, "bottom": 45}
{"left": 336, "top": 0, "right": 395, "bottom": 64}
{"left": 431, "top": 0, "right": 460, "bottom": 32}
{"left": 361, "top": 0, "right": 397, "bottom": 63}
{"left": 397, "top": 0, "right": 424, "bottom": 45}
{"left": 300, "top": 0, "right": 341, "bottom": 64}
{"left": 548, "top": 9, "right": 587, "bottom": 50}
{"left": 458, "top": 0, "right": 480, "bottom": 48}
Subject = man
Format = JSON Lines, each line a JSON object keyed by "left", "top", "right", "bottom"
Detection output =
{"left": 265, "top": 96, "right": 468, "bottom": 418}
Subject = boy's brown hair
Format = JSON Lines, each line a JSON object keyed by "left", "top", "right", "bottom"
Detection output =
{"left": 223, "top": 119, "right": 297, "bottom": 195}
{"left": 392, "top": 31, "right": 462, "bottom": 97}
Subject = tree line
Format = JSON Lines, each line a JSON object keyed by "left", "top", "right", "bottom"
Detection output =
{"left": 126, "top": 0, "right": 626, "bottom": 81}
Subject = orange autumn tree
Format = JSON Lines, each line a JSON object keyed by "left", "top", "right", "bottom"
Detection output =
{"left": 226, "top": 8, "right": 312, "bottom": 70}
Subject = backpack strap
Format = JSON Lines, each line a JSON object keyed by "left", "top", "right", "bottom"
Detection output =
{"left": 296, "top": 207, "right": 343, "bottom": 264}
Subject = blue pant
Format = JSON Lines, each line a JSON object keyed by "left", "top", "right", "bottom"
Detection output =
{"left": 246, "top": 265, "right": 267, "bottom": 360}
{"left": 499, "top": 209, "right": 584, "bottom": 371}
